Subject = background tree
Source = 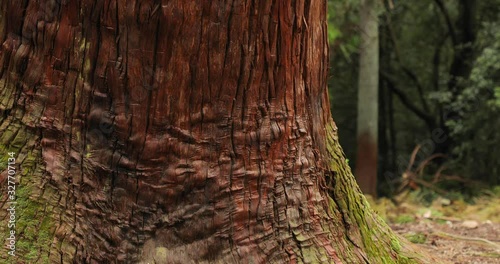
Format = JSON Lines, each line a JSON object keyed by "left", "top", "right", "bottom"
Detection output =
{"left": 355, "top": 0, "right": 380, "bottom": 197}
{"left": 329, "top": 0, "right": 500, "bottom": 197}
{"left": 0, "top": 0, "right": 434, "bottom": 263}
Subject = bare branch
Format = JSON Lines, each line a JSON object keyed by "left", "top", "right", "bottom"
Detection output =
{"left": 433, "top": 0, "right": 458, "bottom": 46}
{"left": 383, "top": 12, "right": 431, "bottom": 113}
{"left": 381, "top": 71, "right": 436, "bottom": 130}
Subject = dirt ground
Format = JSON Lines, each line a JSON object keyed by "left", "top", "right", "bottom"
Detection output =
{"left": 366, "top": 190, "right": 500, "bottom": 263}
{"left": 391, "top": 221, "right": 500, "bottom": 264}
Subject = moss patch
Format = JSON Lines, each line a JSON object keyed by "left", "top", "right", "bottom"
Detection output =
{"left": 0, "top": 122, "right": 56, "bottom": 263}
{"left": 325, "top": 121, "right": 425, "bottom": 263}
{"left": 404, "top": 232, "right": 427, "bottom": 244}
{"left": 395, "top": 214, "right": 415, "bottom": 224}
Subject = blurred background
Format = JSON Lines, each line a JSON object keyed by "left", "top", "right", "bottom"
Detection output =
{"left": 327, "top": 3, "right": 500, "bottom": 260}
{"left": 327, "top": 0, "right": 500, "bottom": 200}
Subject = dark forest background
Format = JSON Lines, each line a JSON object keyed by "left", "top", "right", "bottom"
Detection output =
{"left": 327, "top": 0, "right": 500, "bottom": 199}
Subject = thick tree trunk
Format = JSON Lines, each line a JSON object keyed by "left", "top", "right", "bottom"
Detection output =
{"left": 1, "top": 1, "right": 432, "bottom": 263}
{"left": 355, "top": 0, "right": 379, "bottom": 197}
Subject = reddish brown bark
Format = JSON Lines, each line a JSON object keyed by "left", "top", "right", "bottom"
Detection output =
{"left": 355, "top": 132, "right": 378, "bottom": 197}
{"left": 0, "top": 1, "right": 433, "bottom": 263}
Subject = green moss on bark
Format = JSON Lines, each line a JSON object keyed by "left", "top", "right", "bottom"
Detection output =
{"left": 0, "top": 122, "right": 56, "bottom": 263}
{"left": 324, "top": 121, "right": 431, "bottom": 264}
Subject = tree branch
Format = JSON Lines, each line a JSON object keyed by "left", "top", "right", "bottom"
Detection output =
{"left": 383, "top": 12, "right": 431, "bottom": 113}
{"left": 432, "top": 32, "right": 449, "bottom": 92}
{"left": 433, "top": 0, "right": 458, "bottom": 46}
{"left": 400, "top": 66, "right": 430, "bottom": 113}
{"left": 381, "top": 71, "right": 436, "bottom": 130}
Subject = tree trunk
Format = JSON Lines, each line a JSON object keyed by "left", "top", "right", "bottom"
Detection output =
{"left": 355, "top": 0, "right": 379, "bottom": 197}
{"left": 1, "top": 1, "right": 432, "bottom": 263}
{"left": 437, "top": 0, "right": 478, "bottom": 155}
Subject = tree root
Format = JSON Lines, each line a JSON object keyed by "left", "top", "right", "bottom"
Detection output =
{"left": 432, "top": 231, "right": 500, "bottom": 250}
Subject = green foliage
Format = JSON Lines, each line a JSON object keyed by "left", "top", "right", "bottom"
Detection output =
{"left": 492, "top": 186, "right": 500, "bottom": 196}
{"left": 447, "top": 21, "right": 500, "bottom": 185}
{"left": 494, "top": 86, "right": 500, "bottom": 107}
{"left": 404, "top": 232, "right": 427, "bottom": 244}
{"left": 409, "top": 189, "right": 439, "bottom": 207}
{"left": 395, "top": 214, "right": 414, "bottom": 224}
{"left": 327, "top": 0, "right": 361, "bottom": 59}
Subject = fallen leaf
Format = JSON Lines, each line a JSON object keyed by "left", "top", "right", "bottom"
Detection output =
{"left": 461, "top": 220, "right": 478, "bottom": 229}
{"left": 423, "top": 210, "right": 432, "bottom": 218}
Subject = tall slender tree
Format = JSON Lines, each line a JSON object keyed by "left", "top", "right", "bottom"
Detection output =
{"left": 355, "top": 0, "right": 380, "bottom": 197}
{"left": 0, "top": 0, "right": 432, "bottom": 263}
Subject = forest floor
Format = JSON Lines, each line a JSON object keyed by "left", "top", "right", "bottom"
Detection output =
{"left": 391, "top": 220, "right": 500, "bottom": 264}
{"left": 367, "top": 189, "right": 500, "bottom": 264}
